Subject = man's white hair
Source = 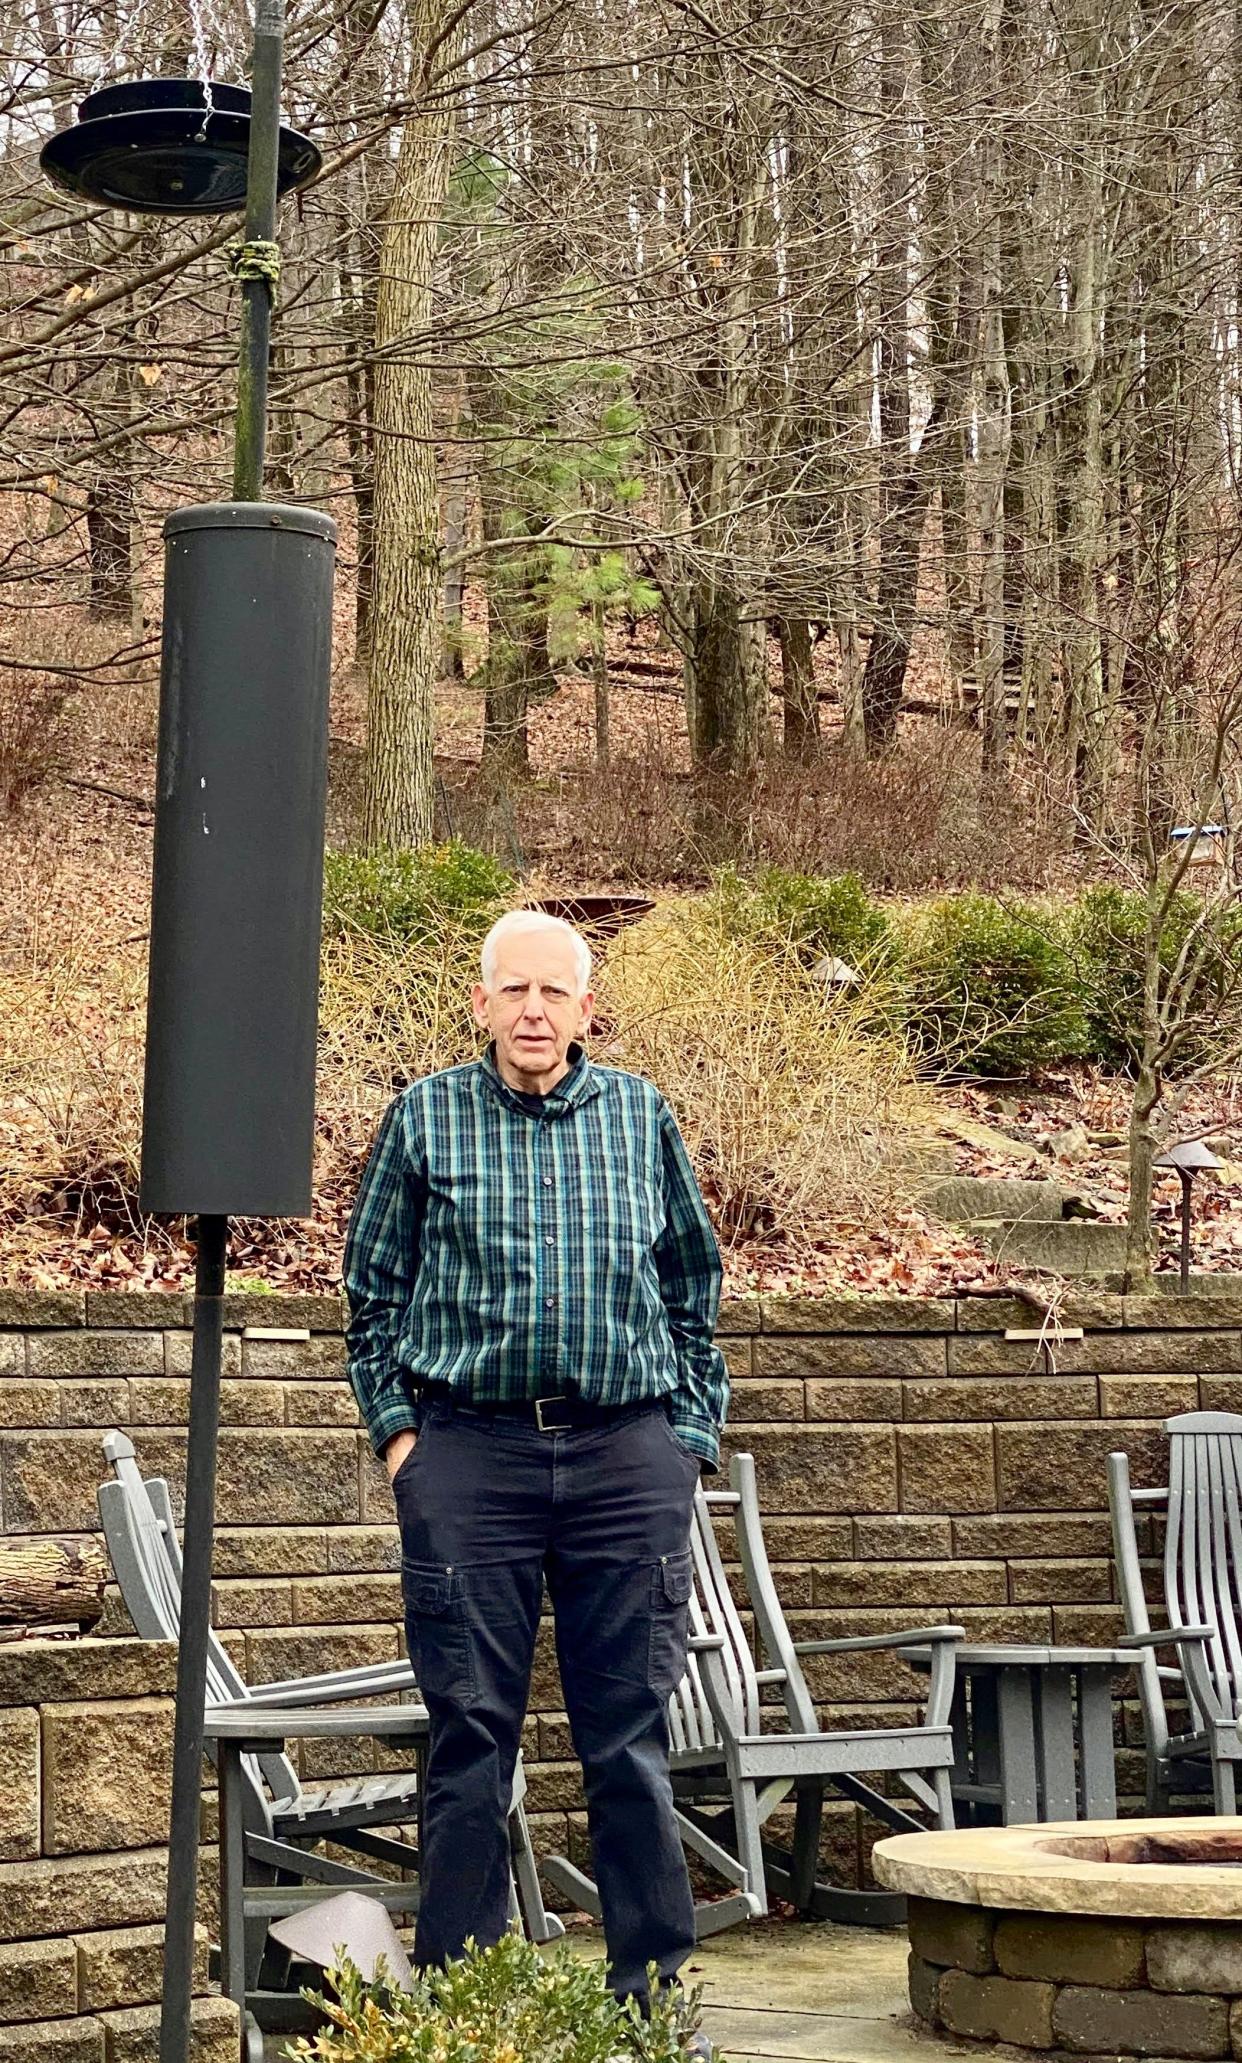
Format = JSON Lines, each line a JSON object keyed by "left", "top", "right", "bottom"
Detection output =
{"left": 480, "top": 909, "right": 593, "bottom": 996}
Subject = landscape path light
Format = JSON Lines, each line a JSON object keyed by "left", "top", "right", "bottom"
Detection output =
{"left": 1154, "top": 1139, "right": 1224, "bottom": 1291}
{"left": 42, "top": 22, "right": 334, "bottom": 2063}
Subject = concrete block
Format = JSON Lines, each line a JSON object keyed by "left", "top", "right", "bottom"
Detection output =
{"left": 1009, "top": 1558, "right": 1113, "bottom": 1604}
{"left": 1053, "top": 1985, "right": 1229, "bottom": 2056}
{"left": 0, "top": 1849, "right": 168, "bottom": 1944}
{"left": 0, "top": 1293, "right": 85, "bottom": 1328}
{"left": 853, "top": 1516, "right": 953, "bottom": 1560}
{"left": 938, "top": 1969, "right": 1055, "bottom": 2047}
{"left": 805, "top": 1380, "right": 902, "bottom": 1421}
{"left": 908, "top": 1953, "right": 941, "bottom": 2026}
{"left": 898, "top": 1424, "right": 995, "bottom": 1512}
{"left": 77, "top": 1924, "right": 207, "bottom": 2011}
{"left": 212, "top": 1527, "right": 329, "bottom": 1577}
{"left": 1150, "top": 1926, "right": 1242, "bottom": 1996}
{"left": 720, "top": 1424, "right": 896, "bottom": 1514}
{"left": 994, "top": 1912, "right": 1145, "bottom": 1987}
{"left": 100, "top": 1995, "right": 240, "bottom": 2062}
{"left": 906, "top": 1377, "right": 1096, "bottom": 1421}
{"left": 907, "top": 1895, "right": 996, "bottom": 1973}
{"left": 0, "top": 1708, "right": 38, "bottom": 1860}
{"left": 0, "top": 1937, "right": 78, "bottom": 2022}
{"left": 28, "top": 1334, "right": 163, "bottom": 1378}
{"left": 0, "top": 2017, "right": 104, "bottom": 2062}
{"left": 41, "top": 1698, "right": 174, "bottom": 1854}
{"left": 0, "top": 1381, "right": 58, "bottom": 1427}
{"left": 758, "top": 1335, "right": 945, "bottom": 1378}
{"left": 998, "top": 1422, "right": 1168, "bottom": 1511}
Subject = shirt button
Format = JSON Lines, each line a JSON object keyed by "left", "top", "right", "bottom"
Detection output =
{"left": 542, "top": 1176, "right": 553, "bottom": 1187}
{"left": 545, "top": 1296, "right": 556, "bottom": 1308}
{"left": 544, "top": 1234, "right": 555, "bottom": 1246}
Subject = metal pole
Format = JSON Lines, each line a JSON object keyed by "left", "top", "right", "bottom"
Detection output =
{"left": 232, "top": 0, "right": 286, "bottom": 502}
{"left": 161, "top": 13, "right": 286, "bottom": 2056}
{"left": 1179, "top": 1172, "right": 1194, "bottom": 1291}
{"left": 159, "top": 1213, "right": 227, "bottom": 2063}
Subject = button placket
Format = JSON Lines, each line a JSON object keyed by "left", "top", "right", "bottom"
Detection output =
{"left": 540, "top": 1119, "right": 561, "bottom": 1376}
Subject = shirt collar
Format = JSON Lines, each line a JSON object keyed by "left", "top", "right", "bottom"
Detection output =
{"left": 478, "top": 1042, "right": 599, "bottom": 1115}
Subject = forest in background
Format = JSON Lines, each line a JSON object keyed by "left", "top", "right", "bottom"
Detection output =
{"left": 3, "top": 0, "right": 1240, "bottom": 835}
{"left": 6, "top": 0, "right": 1242, "bottom": 1296}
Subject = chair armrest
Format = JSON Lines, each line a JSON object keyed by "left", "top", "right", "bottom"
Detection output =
{"left": 204, "top": 1702, "right": 428, "bottom": 1745}
{"left": 689, "top": 1635, "right": 726, "bottom": 1654}
{"left": 1117, "top": 1627, "right": 1214, "bottom": 1649}
{"left": 794, "top": 1624, "right": 965, "bottom": 1657}
{"left": 244, "top": 1662, "right": 416, "bottom": 1708}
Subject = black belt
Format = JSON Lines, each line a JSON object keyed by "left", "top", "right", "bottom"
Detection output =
{"left": 420, "top": 1387, "right": 660, "bottom": 1434}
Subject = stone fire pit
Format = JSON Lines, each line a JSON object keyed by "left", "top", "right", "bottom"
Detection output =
{"left": 873, "top": 1819, "right": 1242, "bottom": 2057}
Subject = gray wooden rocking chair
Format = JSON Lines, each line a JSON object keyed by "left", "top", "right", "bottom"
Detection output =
{"left": 98, "top": 1431, "right": 560, "bottom": 2033}
{"left": 544, "top": 1452, "right": 962, "bottom": 1931}
{"left": 1109, "top": 1409, "right": 1242, "bottom": 1812}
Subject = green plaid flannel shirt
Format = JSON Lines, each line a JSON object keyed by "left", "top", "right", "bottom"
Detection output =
{"left": 342, "top": 1045, "right": 729, "bottom": 1469}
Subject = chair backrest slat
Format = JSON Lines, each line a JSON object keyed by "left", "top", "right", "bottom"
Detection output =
{"left": 1163, "top": 1411, "right": 1242, "bottom": 1728}
{"left": 99, "top": 1435, "right": 299, "bottom": 1805}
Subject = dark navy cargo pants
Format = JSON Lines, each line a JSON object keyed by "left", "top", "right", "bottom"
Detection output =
{"left": 393, "top": 1395, "right": 701, "bottom": 2002}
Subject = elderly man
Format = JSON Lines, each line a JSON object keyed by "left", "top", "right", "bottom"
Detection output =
{"left": 342, "top": 908, "right": 728, "bottom": 2044}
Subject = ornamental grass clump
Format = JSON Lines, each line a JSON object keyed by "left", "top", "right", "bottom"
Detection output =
{"left": 287, "top": 1934, "right": 711, "bottom": 2063}
{"left": 597, "top": 898, "right": 925, "bottom": 1245}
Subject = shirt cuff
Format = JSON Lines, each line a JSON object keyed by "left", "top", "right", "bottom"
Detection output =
{"left": 668, "top": 1407, "right": 720, "bottom": 1473}
{"left": 367, "top": 1392, "right": 423, "bottom": 1460}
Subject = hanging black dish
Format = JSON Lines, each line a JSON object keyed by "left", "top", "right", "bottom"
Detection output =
{"left": 39, "top": 78, "right": 321, "bottom": 216}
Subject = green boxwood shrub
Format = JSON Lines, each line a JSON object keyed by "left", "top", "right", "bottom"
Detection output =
{"left": 290, "top": 1934, "right": 707, "bottom": 2063}
{"left": 901, "top": 892, "right": 1086, "bottom": 1078}
{"left": 323, "top": 841, "right": 514, "bottom": 948}
{"left": 1069, "top": 883, "right": 1242, "bottom": 1073}
{"left": 710, "top": 864, "right": 892, "bottom": 971}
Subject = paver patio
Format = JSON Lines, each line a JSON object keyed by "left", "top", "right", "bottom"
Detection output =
{"left": 572, "top": 1920, "right": 985, "bottom": 2063}
{"left": 247, "top": 1919, "right": 991, "bottom": 2061}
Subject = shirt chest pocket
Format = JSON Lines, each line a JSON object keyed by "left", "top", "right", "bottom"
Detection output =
{"left": 578, "top": 1141, "right": 664, "bottom": 1244}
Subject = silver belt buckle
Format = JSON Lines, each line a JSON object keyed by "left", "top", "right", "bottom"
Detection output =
{"left": 535, "top": 1395, "right": 570, "bottom": 1432}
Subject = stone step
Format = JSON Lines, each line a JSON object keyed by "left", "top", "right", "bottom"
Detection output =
{"left": 920, "top": 1176, "right": 1072, "bottom": 1225}
{"left": 968, "top": 1217, "right": 1129, "bottom": 1277}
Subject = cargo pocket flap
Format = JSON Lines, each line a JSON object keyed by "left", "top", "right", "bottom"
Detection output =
{"left": 660, "top": 1554, "right": 693, "bottom": 1606}
{"left": 402, "top": 1561, "right": 454, "bottom": 1614}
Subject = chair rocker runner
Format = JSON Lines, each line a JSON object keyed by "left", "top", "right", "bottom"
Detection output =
{"left": 98, "top": 1430, "right": 560, "bottom": 2034}
{"left": 1109, "top": 1409, "right": 1242, "bottom": 1813}
{"left": 544, "top": 1452, "right": 962, "bottom": 1932}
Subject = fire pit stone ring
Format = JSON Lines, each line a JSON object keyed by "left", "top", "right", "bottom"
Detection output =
{"left": 875, "top": 1818, "right": 1242, "bottom": 2055}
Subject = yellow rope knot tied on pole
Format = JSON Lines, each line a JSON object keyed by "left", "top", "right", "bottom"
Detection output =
{"left": 227, "top": 237, "right": 281, "bottom": 288}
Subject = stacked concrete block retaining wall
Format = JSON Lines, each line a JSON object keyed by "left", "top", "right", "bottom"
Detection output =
{"left": 0, "top": 1634, "right": 239, "bottom": 2061}
{"left": 0, "top": 1284, "right": 1236, "bottom": 1888}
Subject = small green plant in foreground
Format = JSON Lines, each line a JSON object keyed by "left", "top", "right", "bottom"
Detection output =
{"left": 323, "top": 842, "right": 514, "bottom": 949}
{"left": 287, "top": 1933, "right": 715, "bottom": 2063}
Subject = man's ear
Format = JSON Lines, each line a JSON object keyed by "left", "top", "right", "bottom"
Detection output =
{"left": 580, "top": 989, "right": 595, "bottom": 1033}
{"left": 472, "top": 983, "right": 491, "bottom": 1029}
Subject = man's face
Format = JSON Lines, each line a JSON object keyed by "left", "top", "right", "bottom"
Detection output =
{"left": 473, "top": 931, "right": 593, "bottom": 1089}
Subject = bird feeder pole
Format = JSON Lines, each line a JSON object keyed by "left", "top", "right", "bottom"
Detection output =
{"left": 232, "top": 0, "right": 285, "bottom": 501}
{"left": 160, "top": 9, "right": 288, "bottom": 2053}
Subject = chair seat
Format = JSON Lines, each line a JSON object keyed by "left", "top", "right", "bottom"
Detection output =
{"left": 272, "top": 1769, "right": 418, "bottom": 1830}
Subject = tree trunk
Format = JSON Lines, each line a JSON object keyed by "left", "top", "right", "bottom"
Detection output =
{"left": 1125, "top": 1056, "right": 1161, "bottom": 1293}
{"left": 593, "top": 599, "right": 610, "bottom": 766}
{"left": 689, "top": 584, "right": 764, "bottom": 769}
{"left": 86, "top": 479, "right": 132, "bottom": 618}
{"left": 776, "top": 616, "right": 819, "bottom": 759}
{"left": 363, "top": 17, "right": 460, "bottom": 851}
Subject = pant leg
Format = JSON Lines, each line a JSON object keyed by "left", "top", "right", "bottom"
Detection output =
{"left": 393, "top": 1406, "right": 549, "bottom": 1967}
{"left": 546, "top": 1404, "right": 701, "bottom": 2006}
